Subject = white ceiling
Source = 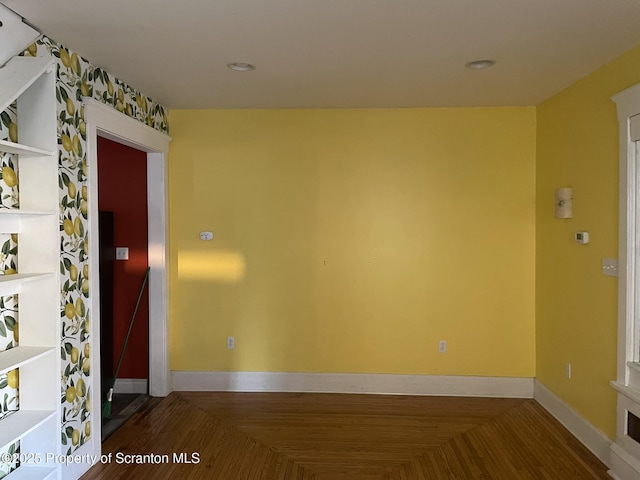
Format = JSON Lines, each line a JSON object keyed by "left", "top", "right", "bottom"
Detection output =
{"left": 4, "top": 0, "right": 640, "bottom": 109}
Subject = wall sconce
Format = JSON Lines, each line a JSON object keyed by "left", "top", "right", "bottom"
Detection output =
{"left": 555, "top": 187, "right": 573, "bottom": 218}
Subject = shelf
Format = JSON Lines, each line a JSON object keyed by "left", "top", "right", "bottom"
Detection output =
{"left": 0, "top": 57, "right": 54, "bottom": 115}
{"left": 0, "top": 347, "right": 54, "bottom": 375}
{"left": 0, "top": 140, "right": 54, "bottom": 157}
{"left": 6, "top": 466, "right": 57, "bottom": 480}
{"left": 0, "top": 210, "right": 55, "bottom": 216}
{"left": 0, "top": 273, "right": 54, "bottom": 297}
{"left": 0, "top": 209, "right": 56, "bottom": 234}
{"left": 0, "top": 411, "right": 55, "bottom": 452}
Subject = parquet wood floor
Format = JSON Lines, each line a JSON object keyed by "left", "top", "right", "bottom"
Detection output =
{"left": 81, "top": 392, "right": 610, "bottom": 479}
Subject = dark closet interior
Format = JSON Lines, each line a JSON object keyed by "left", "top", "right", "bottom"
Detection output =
{"left": 99, "top": 211, "right": 114, "bottom": 402}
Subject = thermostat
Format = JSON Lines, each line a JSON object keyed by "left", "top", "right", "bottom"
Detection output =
{"left": 575, "top": 231, "right": 589, "bottom": 244}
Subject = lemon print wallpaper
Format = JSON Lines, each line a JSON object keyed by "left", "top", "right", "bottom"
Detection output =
{"left": 0, "top": 33, "right": 168, "bottom": 467}
{"left": 0, "top": 441, "right": 19, "bottom": 478}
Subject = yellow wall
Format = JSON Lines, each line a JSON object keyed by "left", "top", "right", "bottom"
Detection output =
{"left": 536, "top": 43, "right": 640, "bottom": 439}
{"left": 168, "top": 107, "right": 536, "bottom": 376}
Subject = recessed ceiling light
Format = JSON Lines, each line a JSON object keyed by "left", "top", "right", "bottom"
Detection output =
{"left": 227, "top": 62, "right": 256, "bottom": 72}
{"left": 465, "top": 59, "right": 496, "bottom": 70}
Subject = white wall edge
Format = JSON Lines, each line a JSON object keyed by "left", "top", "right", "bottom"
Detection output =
{"left": 534, "top": 380, "right": 612, "bottom": 467}
{"left": 172, "top": 371, "right": 534, "bottom": 398}
{"left": 113, "top": 378, "right": 148, "bottom": 394}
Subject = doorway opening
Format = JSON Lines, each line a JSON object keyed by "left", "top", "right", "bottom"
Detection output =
{"left": 97, "top": 137, "right": 150, "bottom": 439}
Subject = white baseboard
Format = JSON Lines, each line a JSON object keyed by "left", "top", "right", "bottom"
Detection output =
{"left": 171, "top": 371, "right": 534, "bottom": 398}
{"left": 533, "top": 380, "right": 612, "bottom": 467}
{"left": 114, "top": 378, "right": 148, "bottom": 394}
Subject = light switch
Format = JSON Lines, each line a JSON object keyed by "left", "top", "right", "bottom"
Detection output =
{"left": 555, "top": 187, "right": 573, "bottom": 219}
{"left": 115, "top": 247, "right": 129, "bottom": 260}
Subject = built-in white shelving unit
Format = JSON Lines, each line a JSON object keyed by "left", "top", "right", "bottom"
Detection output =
{"left": 0, "top": 53, "right": 60, "bottom": 480}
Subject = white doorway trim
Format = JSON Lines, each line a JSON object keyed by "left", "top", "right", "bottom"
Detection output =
{"left": 611, "top": 82, "right": 640, "bottom": 480}
{"left": 83, "top": 97, "right": 171, "bottom": 442}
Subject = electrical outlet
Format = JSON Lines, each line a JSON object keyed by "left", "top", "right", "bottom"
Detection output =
{"left": 565, "top": 363, "right": 572, "bottom": 379}
{"left": 439, "top": 340, "right": 447, "bottom": 353}
{"left": 227, "top": 336, "right": 235, "bottom": 349}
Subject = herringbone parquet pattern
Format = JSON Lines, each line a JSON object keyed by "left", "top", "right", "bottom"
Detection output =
{"left": 81, "top": 392, "right": 610, "bottom": 480}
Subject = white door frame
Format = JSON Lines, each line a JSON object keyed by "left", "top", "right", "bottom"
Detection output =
{"left": 83, "top": 97, "right": 171, "bottom": 441}
{"left": 611, "top": 82, "right": 640, "bottom": 480}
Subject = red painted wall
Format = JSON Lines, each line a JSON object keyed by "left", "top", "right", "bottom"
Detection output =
{"left": 97, "top": 137, "right": 148, "bottom": 379}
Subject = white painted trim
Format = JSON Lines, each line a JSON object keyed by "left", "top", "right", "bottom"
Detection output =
{"left": 82, "top": 98, "right": 171, "bottom": 152}
{"left": 610, "top": 443, "right": 640, "bottom": 480}
{"left": 113, "top": 378, "right": 148, "bottom": 394}
{"left": 146, "top": 151, "right": 170, "bottom": 397}
{"left": 613, "top": 85, "right": 640, "bottom": 123}
{"left": 614, "top": 83, "right": 640, "bottom": 387}
{"left": 612, "top": 381, "right": 640, "bottom": 405}
{"left": 84, "top": 119, "right": 103, "bottom": 465}
{"left": 533, "top": 380, "right": 612, "bottom": 467}
{"left": 612, "top": 81, "right": 640, "bottom": 480}
{"left": 84, "top": 99, "right": 172, "bottom": 423}
{"left": 171, "top": 371, "right": 534, "bottom": 398}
